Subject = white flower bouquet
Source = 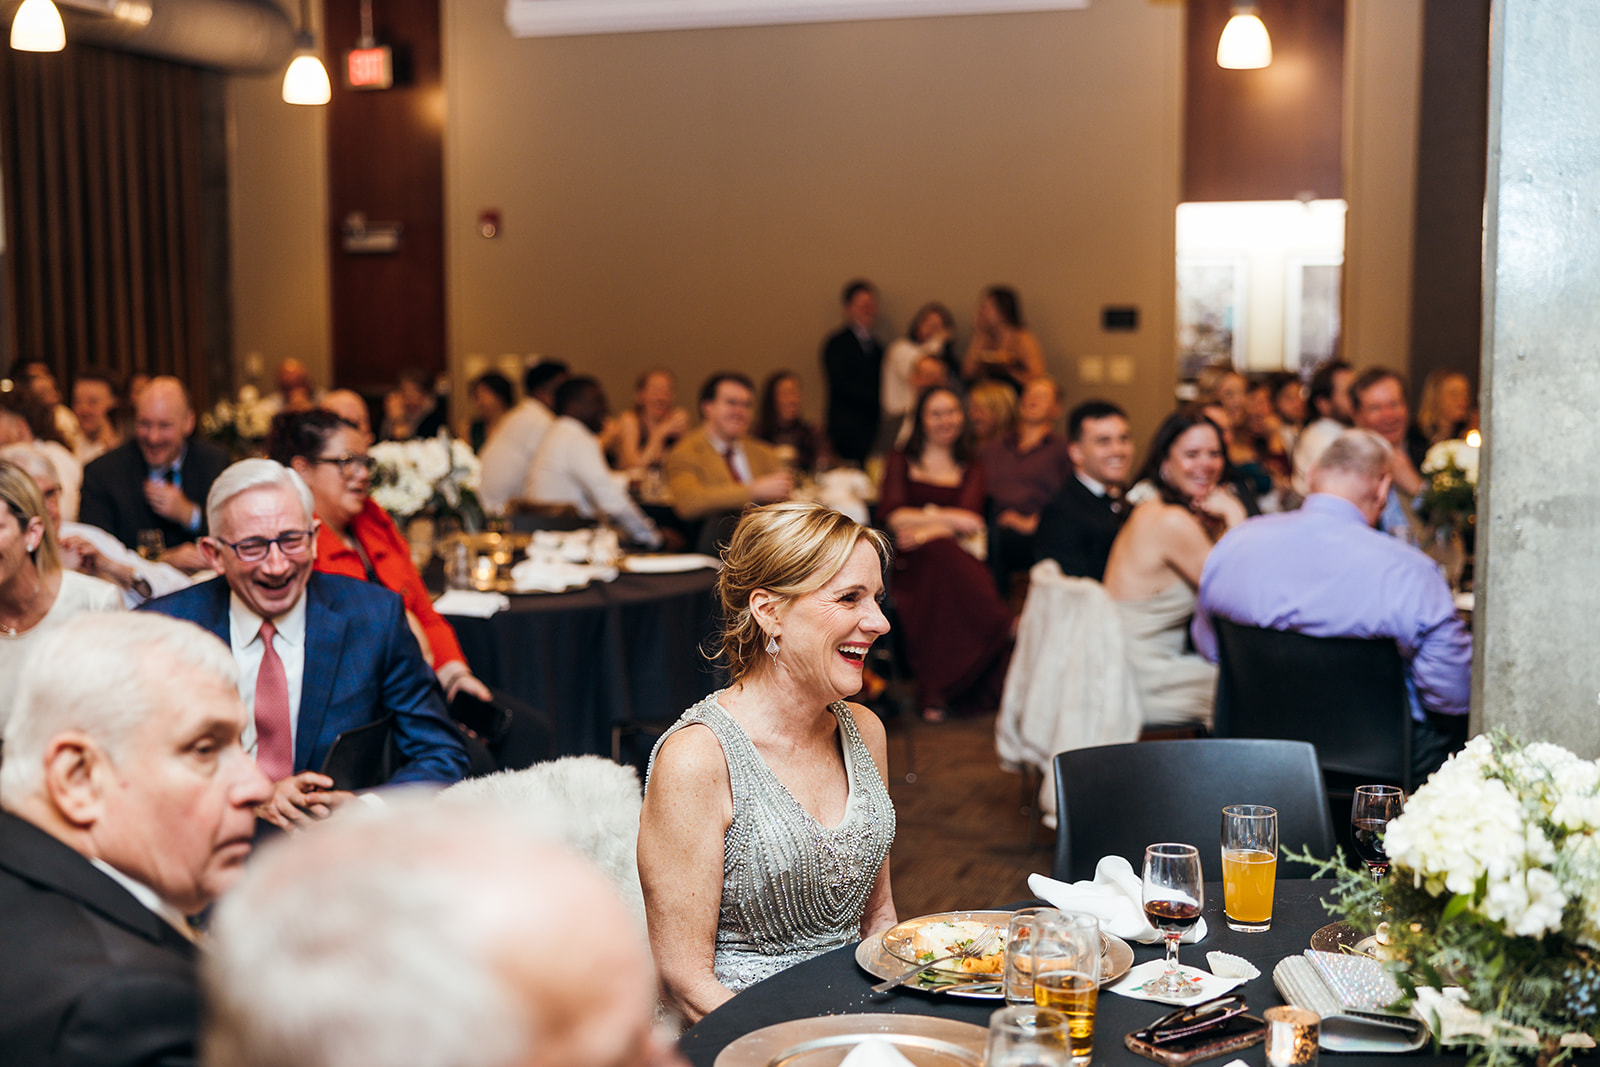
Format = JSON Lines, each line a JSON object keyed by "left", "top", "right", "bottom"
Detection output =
{"left": 1312, "top": 733, "right": 1600, "bottom": 1066}
{"left": 369, "top": 431, "right": 484, "bottom": 528}
{"left": 200, "top": 385, "right": 274, "bottom": 458}
{"left": 1417, "top": 437, "right": 1479, "bottom": 534}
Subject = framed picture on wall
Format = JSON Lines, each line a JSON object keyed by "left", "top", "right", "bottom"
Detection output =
{"left": 1286, "top": 257, "right": 1342, "bottom": 371}
{"left": 1176, "top": 256, "right": 1246, "bottom": 380}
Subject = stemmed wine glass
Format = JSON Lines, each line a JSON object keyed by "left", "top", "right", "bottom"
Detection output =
{"left": 1351, "top": 785, "right": 1405, "bottom": 886}
{"left": 1141, "top": 843, "right": 1204, "bottom": 999}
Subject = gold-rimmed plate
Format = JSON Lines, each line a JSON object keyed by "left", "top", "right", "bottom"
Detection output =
{"left": 713, "top": 1013, "right": 987, "bottom": 1067}
{"left": 856, "top": 911, "right": 1134, "bottom": 999}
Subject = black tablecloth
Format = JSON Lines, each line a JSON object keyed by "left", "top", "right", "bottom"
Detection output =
{"left": 450, "top": 569, "right": 722, "bottom": 762}
{"left": 680, "top": 880, "right": 1469, "bottom": 1067}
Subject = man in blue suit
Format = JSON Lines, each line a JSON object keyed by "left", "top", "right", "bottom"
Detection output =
{"left": 142, "top": 459, "right": 469, "bottom": 829}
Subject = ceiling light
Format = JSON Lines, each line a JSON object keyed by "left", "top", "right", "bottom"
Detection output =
{"left": 281, "top": 0, "right": 330, "bottom": 105}
{"left": 11, "top": 0, "right": 65, "bottom": 52}
{"left": 1218, "top": 4, "right": 1272, "bottom": 70}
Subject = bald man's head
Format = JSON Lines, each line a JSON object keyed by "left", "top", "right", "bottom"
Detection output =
{"left": 204, "top": 803, "right": 670, "bottom": 1067}
{"left": 135, "top": 377, "right": 195, "bottom": 469}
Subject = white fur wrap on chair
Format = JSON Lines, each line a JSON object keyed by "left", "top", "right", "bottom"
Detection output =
{"left": 439, "top": 755, "right": 645, "bottom": 930}
{"left": 995, "top": 561, "right": 1143, "bottom": 824}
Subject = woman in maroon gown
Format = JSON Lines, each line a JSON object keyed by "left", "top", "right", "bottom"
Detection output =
{"left": 878, "top": 386, "right": 1014, "bottom": 722}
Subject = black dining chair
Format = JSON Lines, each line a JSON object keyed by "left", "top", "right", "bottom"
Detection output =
{"left": 1051, "top": 738, "right": 1336, "bottom": 884}
{"left": 1210, "top": 618, "right": 1415, "bottom": 791}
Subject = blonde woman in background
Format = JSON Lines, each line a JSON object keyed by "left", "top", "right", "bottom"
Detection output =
{"left": 1416, "top": 370, "right": 1474, "bottom": 445}
{"left": 965, "top": 380, "right": 1018, "bottom": 451}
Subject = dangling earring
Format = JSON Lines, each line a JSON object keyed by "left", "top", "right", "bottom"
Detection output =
{"left": 765, "top": 634, "right": 780, "bottom": 668}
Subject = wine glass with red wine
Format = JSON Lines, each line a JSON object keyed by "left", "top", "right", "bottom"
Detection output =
{"left": 1141, "top": 843, "right": 1204, "bottom": 999}
{"left": 1351, "top": 785, "right": 1405, "bottom": 886}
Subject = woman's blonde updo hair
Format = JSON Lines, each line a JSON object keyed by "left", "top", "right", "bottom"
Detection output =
{"left": 716, "top": 501, "right": 891, "bottom": 681}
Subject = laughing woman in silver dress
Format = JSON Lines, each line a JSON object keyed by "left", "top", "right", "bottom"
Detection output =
{"left": 639, "top": 501, "right": 898, "bottom": 1022}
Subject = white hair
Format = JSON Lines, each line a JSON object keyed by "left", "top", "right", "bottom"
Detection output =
{"left": 203, "top": 800, "right": 645, "bottom": 1067}
{"left": 0, "top": 612, "right": 239, "bottom": 806}
{"left": 0, "top": 442, "right": 58, "bottom": 487}
{"left": 205, "top": 459, "right": 315, "bottom": 535}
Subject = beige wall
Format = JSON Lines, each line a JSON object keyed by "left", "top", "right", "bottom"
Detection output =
{"left": 226, "top": 0, "right": 1421, "bottom": 453}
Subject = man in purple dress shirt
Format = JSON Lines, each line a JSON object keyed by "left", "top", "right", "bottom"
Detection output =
{"left": 1192, "top": 428, "right": 1471, "bottom": 781}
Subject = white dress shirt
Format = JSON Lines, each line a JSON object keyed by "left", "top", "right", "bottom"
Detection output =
{"left": 60, "top": 520, "right": 191, "bottom": 607}
{"left": 478, "top": 399, "right": 553, "bottom": 514}
{"left": 90, "top": 858, "right": 194, "bottom": 939}
{"left": 228, "top": 591, "right": 308, "bottom": 761}
{"left": 525, "top": 416, "right": 662, "bottom": 547}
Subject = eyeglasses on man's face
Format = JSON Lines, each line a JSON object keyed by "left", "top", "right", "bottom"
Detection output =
{"left": 215, "top": 530, "right": 315, "bottom": 562}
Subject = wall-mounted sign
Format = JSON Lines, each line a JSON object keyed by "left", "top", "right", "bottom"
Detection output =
{"left": 346, "top": 45, "right": 394, "bottom": 90}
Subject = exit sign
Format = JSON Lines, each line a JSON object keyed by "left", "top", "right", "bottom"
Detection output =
{"left": 346, "top": 46, "right": 393, "bottom": 90}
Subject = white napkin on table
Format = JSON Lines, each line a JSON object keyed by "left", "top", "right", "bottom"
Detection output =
{"left": 509, "top": 559, "right": 617, "bottom": 593}
{"left": 838, "top": 1037, "right": 917, "bottom": 1067}
{"left": 1028, "top": 855, "right": 1209, "bottom": 944}
{"left": 431, "top": 590, "right": 511, "bottom": 617}
{"left": 1107, "top": 959, "right": 1245, "bottom": 1005}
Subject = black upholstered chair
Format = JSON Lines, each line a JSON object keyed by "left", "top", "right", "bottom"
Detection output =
{"left": 1210, "top": 618, "right": 1414, "bottom": 790}
{"left": 1051, "top": 738, "right": 1335, "bottom": 883}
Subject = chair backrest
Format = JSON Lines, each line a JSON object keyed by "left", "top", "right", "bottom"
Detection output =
{"left": 1051, "top": 738, "right": 1336, "bottom": 883}
{"left": 1211, "top": 618, "right": 1413, "bottom": 789}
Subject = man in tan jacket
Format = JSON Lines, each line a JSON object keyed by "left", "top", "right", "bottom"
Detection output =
{"left": 665, "top": 374, "right": 793, "bottom": 545}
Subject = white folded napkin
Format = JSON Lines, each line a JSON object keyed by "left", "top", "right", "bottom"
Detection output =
{"left": 1107, "top": 959, "right": 1245, "bottom": 1005}
{"left": 1028, "top": 856, "right": 1209, "bottom": 945}
{"left": 621, "top": 553, "right": 721, "bottom": 574}
{"left": 431, "top": 590, "right": 511, "bottom": 617}
{"left": 838, "top": 1037, "right": 917, "bottom": 1067}
{"left": 509, "top": 559, "right": 596, "bottom": 593}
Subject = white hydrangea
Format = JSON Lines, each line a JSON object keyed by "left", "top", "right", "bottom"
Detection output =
{"left": 370, "top": 459, "right": 433, "bottom": 517}
{"left": 1385, "top": 762, "right": 1529, "bottom": 896}
{"left": 405, "top": 436, "right": 452, "bottom": 486}
{"left": 1483, "top": 867, "right": 1568, "bottom": 938}
{"left": 1421, "top": 438, "right": 1479, "bottom": 485}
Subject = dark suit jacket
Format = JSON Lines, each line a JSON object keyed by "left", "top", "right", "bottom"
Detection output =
{"left": 79, "top": 438, "right": 232, "bottom": 551}
{"left": 0, "top": 811, "right": 200, "bottom": 1066}
{"left": 1033, "top": 475, "right": 1127, "bottom": 582}
{"left": 140, "top": 572, "right": 469, "bottom": 786}
{"left": 820, "top": 326, "right": 883, "bottom": 464}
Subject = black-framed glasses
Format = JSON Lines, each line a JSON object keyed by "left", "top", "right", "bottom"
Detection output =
{"left": 215, "top": 530, "right": 315, "bottom": 562}
{"left": 310, "top": 453, "right": 377, "bottom": 478}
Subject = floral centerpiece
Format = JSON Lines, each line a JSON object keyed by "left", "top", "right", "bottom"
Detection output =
{"left": 369, "top": 431, "right": 484, "bottom": 531}
{"left": 1416, "top": 436, "right": 1479, "bottom": 535}
{"left": 200, "top": 385, "right": 274, "bottom": 459}
{"left": 1311, "top": 733, "right": 1600, "bottom": 1067}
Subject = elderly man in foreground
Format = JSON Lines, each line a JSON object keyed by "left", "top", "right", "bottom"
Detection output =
{"left": 142, "top": 459, "right": 469, "bottom": 829}
{"left": 0, "top": 612, "right": 273, "bottom": 1064}
{"left": 203, "top": 802, "right": 680, "bottom": 1067}
{"left": 1193, "top": 428, "right": 1472, "bottom": 781}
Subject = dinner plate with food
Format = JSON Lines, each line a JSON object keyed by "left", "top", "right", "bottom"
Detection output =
{"left": 855, "top": 909, "right": 1133, "bottom": 998}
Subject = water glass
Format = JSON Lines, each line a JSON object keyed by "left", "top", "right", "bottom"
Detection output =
{"left": 1002, "top": 907, "right": 1060, "bottom": 1005}
{"left": 1030, "top": 911, "right": 1100, "bottom": 1066}
{"left": 986, "top": 1005, "right": 1071, "bottom": 1067}
{"left": 1221, "top": 804, "right": 1277, "bottom": 932}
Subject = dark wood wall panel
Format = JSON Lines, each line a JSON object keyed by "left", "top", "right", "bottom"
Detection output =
{"left": 1408, "top": 0, "right": 1490, "bottom": 392}
{"left": 325, "top": 0, "right": 445, "bottom": 393}
{"left": 1184, "top": 0, "right": 1345, "bottom": 202}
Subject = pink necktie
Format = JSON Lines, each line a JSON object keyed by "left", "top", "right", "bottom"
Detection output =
{"left": 254, "top": 621, "right": 294, "bottom": 781}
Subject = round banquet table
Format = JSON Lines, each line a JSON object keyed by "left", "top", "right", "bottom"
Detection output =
{"left": 679, "top": 880, "right": 1470, "bottom": 1067}
{"left": 449, "top": 568, "right": 723, "bottom": 763}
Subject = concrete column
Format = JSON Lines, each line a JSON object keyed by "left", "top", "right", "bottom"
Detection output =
{"left": 1476, "top": 0, "right": 1600, "bottom": 756}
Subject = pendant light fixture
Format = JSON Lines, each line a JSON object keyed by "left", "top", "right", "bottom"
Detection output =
{"left": 10, "top": 0, "right": 65, "bottom": 52}
{"left": 282, "top": 0, "right": 330, "bottom": 105}
{"left": 1217, "top": 2, "right": 1272, "bottom": 69}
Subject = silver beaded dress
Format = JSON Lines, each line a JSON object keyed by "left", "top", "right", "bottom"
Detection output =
{"left": 647, "top": 693, "right": 896, "bottom": 992}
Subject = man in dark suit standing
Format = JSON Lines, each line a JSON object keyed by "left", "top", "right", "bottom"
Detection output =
{"left": 0, "top": 611, "right": 273, "bottom": 1064}
{"left": 79, "top": 376, "right": 231, "bottom": 574}
{"left": 1034, "top": 400, "right": 1135, "bottom": 582}
{"left": 142, "top": 459, "right": 469, "bottom": 830}
{"left": 820, "top": 278, "right": 884, "bottom": 466}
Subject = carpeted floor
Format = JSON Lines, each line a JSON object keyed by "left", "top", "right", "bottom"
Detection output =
{"left": 880, "top": 710, "right": 1053, "bottom": 918}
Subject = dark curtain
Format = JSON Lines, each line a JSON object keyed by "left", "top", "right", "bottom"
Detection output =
{"left": 0, "top": 42, "right": 207, "bottom": 402}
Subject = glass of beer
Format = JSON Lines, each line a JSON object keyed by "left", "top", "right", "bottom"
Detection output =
{"left": 136, "top": 529, "right": 165, "bottom": 562}
{"left": 1221, "top": 804, "right": 1278, "bottom": 932}
{"left": 1031, "top": 911, "right": 1100, "bottom": 1066}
